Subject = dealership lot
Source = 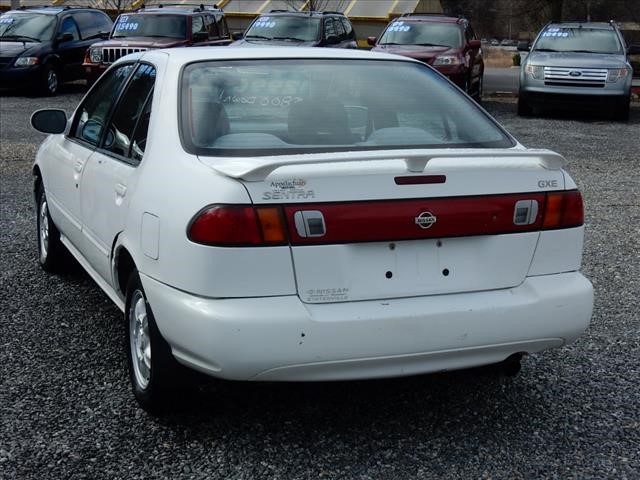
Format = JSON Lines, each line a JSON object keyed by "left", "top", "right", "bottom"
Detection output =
{"left": 1, "top": 88, "right": 639, "bottom": 479}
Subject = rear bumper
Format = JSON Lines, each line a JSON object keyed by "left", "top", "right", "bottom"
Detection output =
{"left": 141, "top": 271, "right": 593, "bottom": 381}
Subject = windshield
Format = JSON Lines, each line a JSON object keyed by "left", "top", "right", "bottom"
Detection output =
{"left": 0, "top": 13, "right": 56, "bottom": 42}
{"left": 245, "top": 16, "right": 320, "bottom": 42}
{"left": 534, "top": 26, "right": 622, "bottom": 54}
{"left": 112, "top": 14, "right": 186, "bottom": 39}
{"left": 180, "top": 59, "right": 513, "bottom": 156}
{"left": 379, "top": 21, "right": 462, "bottom": 47}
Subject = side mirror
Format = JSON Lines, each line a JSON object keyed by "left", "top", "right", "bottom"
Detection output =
{"left": 517, "top": 41, "right": 530, "bottom": 52}
{"left": 628, "top": 44, "right": 640, "bottom": 55}
{"left": 56, "top": 32, "right": 74, "bottom": 44}
{"left": 466, "top": 39, "right": 481, "bottom": 50}
{"left": 231, "top": 31, "right": 244, "bottom": 41}
{"left": 31, "top": 109, "right": 67, "bottom": 134}
{"left": 367, "top": 36, "right": 377, "bottom": 46}
{"left": 99, "top": 31, "right": 110, "bottom": 40}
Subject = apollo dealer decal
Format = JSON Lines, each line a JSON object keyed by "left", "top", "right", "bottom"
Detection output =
{"left": 262, "top": 178, "right": 315, "bottom": 200}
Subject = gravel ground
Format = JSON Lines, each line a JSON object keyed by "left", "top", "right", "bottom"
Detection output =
{"left": 1, "top": 88, "right": 639, "bottom": 480}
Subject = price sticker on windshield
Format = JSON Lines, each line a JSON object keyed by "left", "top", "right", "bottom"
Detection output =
{"left": 0, "top": 16, "right": 15, "bottom": 24}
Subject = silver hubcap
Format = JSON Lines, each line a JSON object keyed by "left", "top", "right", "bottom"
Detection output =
{"left": 47, "top": 70, "right": 58, "bottom": 93}
{"left": 129, "top": 291, "right": 151, "bottom": 389}
{"left": 39, "top": 199, "right": 49, "bottom": 261}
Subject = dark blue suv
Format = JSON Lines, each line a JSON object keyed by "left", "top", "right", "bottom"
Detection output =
{"left": 0, "top": 6, "right": 112, "bottom": 95}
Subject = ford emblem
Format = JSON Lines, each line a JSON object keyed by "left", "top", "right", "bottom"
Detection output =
{"left": 569, "top": 71, "right": 582, "bottom": 77}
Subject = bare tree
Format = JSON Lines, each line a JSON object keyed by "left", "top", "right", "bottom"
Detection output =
{"left": 101, "top": 0, "right": 137, "bottom": 15}
{"left": 285, "top": 0, "right": 349, "bottom": 12}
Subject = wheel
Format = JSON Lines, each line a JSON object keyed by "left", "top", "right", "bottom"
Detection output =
{"left": 474, "top": 75, "right": 483, "bottom": 104}
{"left": 36, "top": 181, "right": 66, "bottom": 272}
{"left": 41, "top": 64, "right": 59, "bottom": 96}
{"left": 517, "top": 96, "right": 533, "bottom": 117}
{"left": 125, "top": 271, "right": 186, "bottom": 413}
{"left": 612, "top": 98, "right": 630, "bottom": 121}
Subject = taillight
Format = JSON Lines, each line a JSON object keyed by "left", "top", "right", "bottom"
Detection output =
{"left": 542, "top": 190, "right": 583, "bottom": 229}
{"left": 187, "top": 205, "right": 287, "bottom": 246}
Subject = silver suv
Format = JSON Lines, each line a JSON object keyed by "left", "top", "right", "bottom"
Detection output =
{"left": 518, "top": 21, "right": 638, "bottom": 120}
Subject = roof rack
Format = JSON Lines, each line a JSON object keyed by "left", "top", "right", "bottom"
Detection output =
{"left": 145, "top": 3, "right": 221, "bottom": 12}
{"left": 322, "top": 11, "right": 345, "bottom": 15}
{"left": 17, "top": 4, "right": 86, "bottom": 10}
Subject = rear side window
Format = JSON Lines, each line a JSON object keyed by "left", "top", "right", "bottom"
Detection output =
{"left": 180, "top": 59, "right": 513, "bottom": 156}
{"left": 71, "top": 64, "right": 135, "bottom": 145}
{"left": 341, "top": 17, "right": 354, "bottom": 39}
{"left": 102, "top": 63, "right": 156, "bottom": 162}
{"left": 323, "top": 17, "right": 336, "bottom": 40}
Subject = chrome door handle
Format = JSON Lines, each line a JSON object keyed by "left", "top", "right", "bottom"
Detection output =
{"left": 114, "top": 183, "right": 127, "bottom": 197}
{"left": 74, "top": 161, "right": 84, "bottom": 173}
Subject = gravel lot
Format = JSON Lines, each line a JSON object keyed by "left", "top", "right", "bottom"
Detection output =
{"left": 1, "top": 86, "right": 639, "bottom": 480}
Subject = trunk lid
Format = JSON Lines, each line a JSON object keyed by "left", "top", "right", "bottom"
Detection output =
{"left": 200, "top": 149, "right": 566, "bottom": 303}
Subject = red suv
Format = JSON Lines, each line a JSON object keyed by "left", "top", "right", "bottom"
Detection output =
{"left": 369, "top": 14, "right": 483, "bottom": 101}
{"left": 83, "top": 4, "right": 231, "bottom": 84}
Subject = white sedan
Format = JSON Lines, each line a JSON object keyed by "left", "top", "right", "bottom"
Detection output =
{"left": 31, "top": 47, "right": 593, "bottom": 412}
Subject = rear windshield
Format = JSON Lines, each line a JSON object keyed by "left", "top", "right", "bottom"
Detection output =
{"left": 180, "top": 59, "right": 513, "bottom": 156}
{"left": 534, "top": 27, "right": 622, "bottom": 54}
{"left": 244, "top": 16, "right": 320, "bottom": 42}
{"left": 112, "top": 14, "right": 186, "bottom": 39}
{"left": 0, "top": 13, "right": 56, "bottom": 42}
{"left": 378, "top": 22, "right": 462, "bottom": 48}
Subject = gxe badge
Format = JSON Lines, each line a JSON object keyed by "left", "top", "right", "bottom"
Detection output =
{"left": 415, "top": 211, "right": 437, "bottom": 229}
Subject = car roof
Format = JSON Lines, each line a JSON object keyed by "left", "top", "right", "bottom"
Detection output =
{"left": 130, "top": 6, "right": 223, "bottom": 15}
{"left": 131, "top": 45, "right": 420, "bottom": 65}
{"left": 260, "top": 11, "right": 346, "bottom": 17}
{"left": 6, "top": 6, "right": 100, "bottom": 15}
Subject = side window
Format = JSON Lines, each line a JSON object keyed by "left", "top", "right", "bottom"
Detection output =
{"left": 192, "top": 15, "right": 206, "bottom": 39}
{"left": 206, "top": 14, "right": 219, "bottom": 39}
{"left": 103, "top": 63, "right": 156, "bottom": 162}
{"left": 333, "top": 18, "right": 346, "bottom": 40}
{"left": 323, "top": 17, "right": 336, "bottom": 40}
{"left": 341, "top": 18, "right": 354, "bottom": 39}
{"left": 73, "top": 12, "right": 110, "bottom": 39}
{"left": 71, "top": 64, "right": 135, "bottom": 145}
{"left": 217, "top": 15, "right": 229, "bottom": 37}
{"left": 59, "top": 16, "right": 80, "bottom": 41}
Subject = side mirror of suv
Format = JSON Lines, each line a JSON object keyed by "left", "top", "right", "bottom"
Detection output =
{"left": 517, "top": 41, "right": 530, "bottom": 52}
{"left": 56, "top": 32, "right": 74, "bottom": 44}
{"left": 231, "top": 31, "right": 244, "bottom": 41}
{"left": 466, "top": 39, "right": 481, "bottom": 50}
{"left": 99, "top": 31, "right": 110, "bottom": 40}
{"left": 628, "top": 44, "right": 640, "bottom": 55}
{"left": 367, "top": 36, "right": 377, "bottom": 46}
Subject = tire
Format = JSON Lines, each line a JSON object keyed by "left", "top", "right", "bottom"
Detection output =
{"left": 612, "top": 98, "right": 630, "bottom": 121}
{"left": 41, "top": 64, "right": 59, "bottom": 96}
{"left": 36, "top": 181, "right": 67, "bottom": 272}
{"left": 125, "top": 271, "right": 186, "bottom": 413}
{"left": 517, "top": 96, "right": 533, "bottom": 117}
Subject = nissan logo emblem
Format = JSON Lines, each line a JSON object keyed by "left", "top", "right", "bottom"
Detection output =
{"left": 415, "top": 211, "right": 437, "bottom": 229}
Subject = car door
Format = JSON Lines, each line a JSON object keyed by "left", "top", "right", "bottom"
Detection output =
{"left": 48, "top": 62, "right": 135, "bottom": 252}
{"left": 55, "top": 14, "right": 94, "bottom": 81}
{"left": 80, "top": 62, "right": 156, "bottom": 282}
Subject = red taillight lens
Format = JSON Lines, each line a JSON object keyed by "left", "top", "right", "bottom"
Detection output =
{"left": 542, "top": 190, "right": 584, "bottom": 229}
{"left": 188, "top": 205, "right": 287, "bottom": 246}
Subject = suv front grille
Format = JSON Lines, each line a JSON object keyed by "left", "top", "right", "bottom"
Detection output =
{"left": 101, "top": 47, "right": 148, "bottom": 64}
{"left": 544, "top": 67, "right": 607, "bottom": 88}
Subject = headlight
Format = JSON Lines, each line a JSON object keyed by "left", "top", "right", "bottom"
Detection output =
{"left": 433, "top": 55, "right": 462, "bottom": 66}
{"left": 607, "top": 68, "right": 630, "bottom": 82}
{"left": 14, "top": 57, "right": 39, "bottom": 67}
{"left": 90, "top": 48, "right": 102, "bottom": 63}
{"left": 524, "top": 64, "right": 543, "bottom": 79}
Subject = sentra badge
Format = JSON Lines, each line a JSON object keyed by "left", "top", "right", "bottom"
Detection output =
{"left": 415, "top": 211, "right": 437, "bottom": 229}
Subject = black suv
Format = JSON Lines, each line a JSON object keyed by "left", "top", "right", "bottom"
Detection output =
{"left": 84, "top": 4, "right": 232, "bottom": 84}
{"left": 232, "top": 10, "right": 357, "bottom": 49}
{"left": 0, "top": 6, "right": 112, "bottom": 95}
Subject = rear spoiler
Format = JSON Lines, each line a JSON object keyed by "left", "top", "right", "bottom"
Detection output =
{"left": 199, "top": 148, "right": 566, "bottom": 182}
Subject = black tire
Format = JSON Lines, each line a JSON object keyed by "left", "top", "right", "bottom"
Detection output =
{"left": 517, "top": 96, "right": 533, "bottom": 117}
{"left": 612, "top": 98, "right": 630, "bottom": 121}
{"left": 40, "top": 64, "right": 59, "bottom": 96}
{"left": 36, "top": 181, "right": 67, "bottom": 272}
{"left": 125, "top": 271, "right": 186, "bottom": 413}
